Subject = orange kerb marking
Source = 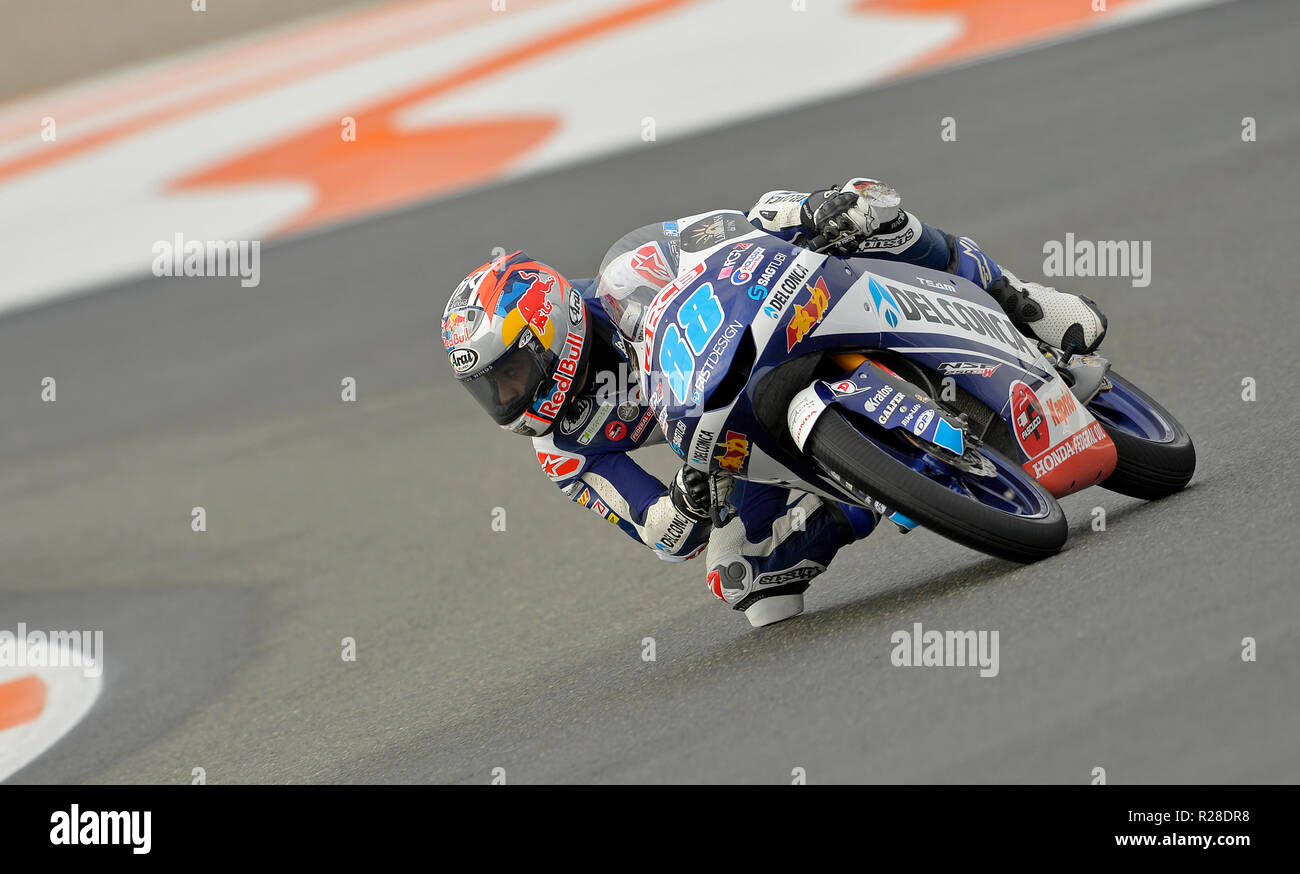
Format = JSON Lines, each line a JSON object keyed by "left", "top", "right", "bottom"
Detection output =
{"left": 860, "top": 0, "right": 1144, "bottom": 74}
{"left": 0, "top": 0, "right": 568, "bottom": 180}
{"left": 0, "top": 675, "right": 46, "bottom": 731}
{"left": 171, "top": 0, "right": 695, "bottom": 235}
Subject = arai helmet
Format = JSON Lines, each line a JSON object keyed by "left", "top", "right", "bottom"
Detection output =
{"left": 443, "top": 252, "right": 588, "bottom": 437}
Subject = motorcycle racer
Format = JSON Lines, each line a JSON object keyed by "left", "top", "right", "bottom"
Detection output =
{"left": 442, "top": 178, "right": 1108, "bottom": 627}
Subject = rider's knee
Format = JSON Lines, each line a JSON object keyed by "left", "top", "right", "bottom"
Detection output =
{"left": 704, "top": 496, "right": 860, "bottom": 625}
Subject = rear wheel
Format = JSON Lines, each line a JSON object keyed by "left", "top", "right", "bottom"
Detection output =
{"left": 805, "top": 407, "right": 1067, "bottom": 563}
{"left": 1087, "top": 371, "right": 1195, "bottom": 499}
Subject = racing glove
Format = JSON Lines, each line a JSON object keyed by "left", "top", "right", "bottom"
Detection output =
{"left": 669, "top": 464, "right": 712, "bottom": 522}
{"left": 799, "top": 189, "right": 877, "bottom": 255}
{"left": 799, "top": 178, "right": 907, "bottom": 255}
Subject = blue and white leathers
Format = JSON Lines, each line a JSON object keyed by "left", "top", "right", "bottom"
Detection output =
{"left": 534, "top": 186, "right": 1014, "bottom": 625}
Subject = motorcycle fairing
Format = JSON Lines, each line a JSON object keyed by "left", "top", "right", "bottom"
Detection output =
{"left": 643, "top": 211, "right": 1114, "bottom": 503}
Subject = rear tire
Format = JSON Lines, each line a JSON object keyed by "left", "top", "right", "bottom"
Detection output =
{"left": 805, "top": 408, "right": 1067, "bottom": 563}
{"left": 1092, "top": 372, "right": 1196, "bottom": 500}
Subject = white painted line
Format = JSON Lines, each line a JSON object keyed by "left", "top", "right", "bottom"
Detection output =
{"left": 0, "top": 641, "right": 103, "bottom": 783}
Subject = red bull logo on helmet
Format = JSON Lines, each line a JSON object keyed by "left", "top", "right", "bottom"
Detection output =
{"left": 442, "top": 309, "right": 473, "bottom": 349}
{"left": 503, "top": 270, "right": 558, "bottom": 347}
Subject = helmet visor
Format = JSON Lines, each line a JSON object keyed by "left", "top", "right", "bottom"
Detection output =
{"left": 459, "top": 334, "right": 558, "bottom": 427}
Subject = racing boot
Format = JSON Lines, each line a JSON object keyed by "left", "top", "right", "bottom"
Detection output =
{"left": 706, "top": 487, "right": 876, "bottom": 628}
{"left": 986, "top": 268, "right": 1108, "bottom": 356}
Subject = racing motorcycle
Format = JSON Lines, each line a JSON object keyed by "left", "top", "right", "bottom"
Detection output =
{"left": 600, "top": 210, "right": 1195, "bottom": 562}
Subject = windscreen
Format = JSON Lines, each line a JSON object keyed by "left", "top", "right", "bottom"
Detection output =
{"left": 595, "top": 221, "right": 682, "bottom": 344}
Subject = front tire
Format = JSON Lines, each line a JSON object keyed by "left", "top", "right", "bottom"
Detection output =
{"left": 805, "top": 408, "right": 1067, "bottom": 563}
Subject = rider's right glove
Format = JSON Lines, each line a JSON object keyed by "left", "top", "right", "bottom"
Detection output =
{"left": 669, "top": 464, "right": 712, "bottom": 523}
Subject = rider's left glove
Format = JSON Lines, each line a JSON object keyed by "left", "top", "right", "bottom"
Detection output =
{"left": 800, "top": 189, "right": 874, "bottom": 254}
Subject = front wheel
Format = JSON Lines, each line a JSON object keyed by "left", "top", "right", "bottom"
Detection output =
{"left": 804, "top": 408, "right": 1067, "bottom": 563}
{"left": 1087, "top": 371, "right": 1195, "bottom": 500}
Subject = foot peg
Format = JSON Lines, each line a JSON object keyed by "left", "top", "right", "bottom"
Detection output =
{"left": 1063, "top": 354, "right": 1111, "bottom": 404}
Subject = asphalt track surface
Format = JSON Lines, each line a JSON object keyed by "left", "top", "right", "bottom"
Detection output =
{"left": 4, "top": 0, "right": 1298, "bottom": 784}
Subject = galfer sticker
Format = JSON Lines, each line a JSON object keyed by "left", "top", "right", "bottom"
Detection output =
{"left": 787, "top": 384, "right": 828, "bottom": 450}
{"left": 875, "top": 391, "right": 905, "bottom": 425}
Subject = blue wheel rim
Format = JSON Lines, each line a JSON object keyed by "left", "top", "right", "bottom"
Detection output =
{"left": 858, "top": 422, "right": 1055, "bottom": 519}
{"left": 1086, "top": 377, "right": 1176, "bottom": 443}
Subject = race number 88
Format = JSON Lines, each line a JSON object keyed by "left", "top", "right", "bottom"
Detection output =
{"left": 679, "top": 283, "right": 723, "bottom": 354}
{"left": 659, "top": 283, "right": 723, "bottom": 403}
